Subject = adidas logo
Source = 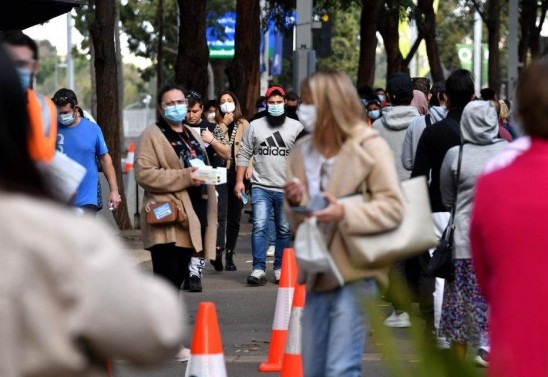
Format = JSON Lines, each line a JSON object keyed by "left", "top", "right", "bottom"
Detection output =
{"left": 258, "top": 131, "right": 291, "bottom": 156}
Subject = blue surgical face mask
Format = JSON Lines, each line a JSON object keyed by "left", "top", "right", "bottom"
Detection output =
{"left": 58, "top": 111, "right": 75, "bottom": 126}
{"left": 164, "top": 104, "right": 188, "bottom": 124}
{"left": 377, "top": 94, "right": 385, "bottom": 103}
{"left": 16, "top": 68, "right": 32, "bottom": 91}
{"left": 368, "top": 109, "right": 381, "bottom": 120}
{"left": 267, "top": 103, "right": 285, "bottom": 117}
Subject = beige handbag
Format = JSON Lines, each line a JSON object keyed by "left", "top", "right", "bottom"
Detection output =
{"left": 338, "top": 176, "right": 437, "bottom": 269}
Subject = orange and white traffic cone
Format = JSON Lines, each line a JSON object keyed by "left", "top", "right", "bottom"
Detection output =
{"left": 259, "top": 248, "right": 298, "bottom": 372}
{"left": 124, "top": 143, "right": 135, "bottom": 173}
{"left": 280, "top": 283, "right": 306, "bottom": 377}
{"left": 184, "top": 302, "right": 227, "bottom": 377}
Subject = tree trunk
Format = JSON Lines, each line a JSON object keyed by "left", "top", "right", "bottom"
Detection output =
{"left": 156, "top": 0, "right": 164, "bottom": 95}
{"left": 378, "top": 0, "right": 407, "bottom": 84}
{"left": 416, "top": 0, "right": 444, "bottom": 82}
{"left": 90, "top": 0, "right": 132, "bottom": 230}
{"left": 176, "top": 0, "right": 209, "bottom": 97}
{"left": 226, "top": 0, "right": 261, "bottom": 119}
{"left": 530, "top": 0, "right": 548, "bottom": 58}
{"left": 115, "top": 0, "right": 124, "bottom": 145}
{"left": 357, "top": 0, "right": 382, "bottom": 87}
{"left": 486, "top": 0, "right": 501, "bottom": 92}
{"left": 519, "top": 0, "right": 536, "bottom": 67}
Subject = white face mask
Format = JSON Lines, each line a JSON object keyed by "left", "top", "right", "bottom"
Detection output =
{"left": 206, "top": 112, "right": 216, "bottom": 121}
{"left": 297, "top": 104, "right": 317, "bottom": 133}
{"left": 220, "top": 102, "right": 235, "bottom": 114}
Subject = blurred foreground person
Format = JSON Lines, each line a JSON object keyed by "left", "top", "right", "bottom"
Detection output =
{"left": 471, "top": 57, "right": 548, "bottom": 377}
{"left": 0, "top": 46, "right": 185, "bottom": 376}
{"left": 285, "top": 70, "right": 403, "bottom": 377}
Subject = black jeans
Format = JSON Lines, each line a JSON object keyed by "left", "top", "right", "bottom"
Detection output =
{"left": 148, "top": 243, "right": 192, "bottom": 290}
{"left": 226, "top": 170, "right": 243, "bottom": 251}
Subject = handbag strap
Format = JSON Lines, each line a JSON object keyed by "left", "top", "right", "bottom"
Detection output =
{"left": 446, "top": 133, "right": 464, "bottom": 234}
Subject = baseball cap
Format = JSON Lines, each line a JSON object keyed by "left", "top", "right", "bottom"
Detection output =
{"left": 387, "top": 73, "right": 414, "bottom": 96}
{"left": 265, "top": 85, "right": 286, "bottom": 99}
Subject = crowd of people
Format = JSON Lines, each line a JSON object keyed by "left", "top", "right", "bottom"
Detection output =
{"left": 1, "top": 26, "right": 546, "bottom": 377}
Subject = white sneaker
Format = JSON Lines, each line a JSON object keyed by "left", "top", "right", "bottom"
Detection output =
{"left": 247, "top": 269, "right": 267, "bottom": 285}
{"left": 383, "top": 311, "right": 411, "bottom": 328}
{"left": 274, "top": 269, "right": 281, "bottom": 284}
{"left": 266, "top": 245, "right": 275, "bottom": 257}
{"left": 174, "top": 346, "right": 191, "bottom": 362}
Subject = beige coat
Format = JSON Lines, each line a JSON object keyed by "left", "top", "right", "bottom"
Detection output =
{"left": 286, "top": 126, "right": 404, "bottom": 292}
{"left": 135, "top": 124, "right": 217, "bottom": 260}
{"left": 218, "top": 118, "right": 251, "bottom": 171}
{"left": 0, "top": 192, "right": 185, "bottom": 377}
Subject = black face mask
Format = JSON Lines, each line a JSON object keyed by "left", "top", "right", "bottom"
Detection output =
{"left": 285, "top": 105, "right": 298, "bottom": 114}
{"left": 266, "top": 112, "right": 286, "bottom": 128}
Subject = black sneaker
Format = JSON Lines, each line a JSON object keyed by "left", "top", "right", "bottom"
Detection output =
{"left": 474, "top": 348, "right": 489, "bottom": 368}
{"left": 188, "top": 276, "right": 202, "bottom": 292}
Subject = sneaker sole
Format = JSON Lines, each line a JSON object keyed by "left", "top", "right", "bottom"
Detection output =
{"left": 383, "top": 322, "right": 412, "bottom": 328}
{"left": 247, "top": 276, "right": 267, "bottom": 285}
{"left": 474, "top": 356, "right": 488, "bottom": 368}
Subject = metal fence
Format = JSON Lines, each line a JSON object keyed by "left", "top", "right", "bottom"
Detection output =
{"left": 123, "top": 109, "right": 156, "bottom": 138}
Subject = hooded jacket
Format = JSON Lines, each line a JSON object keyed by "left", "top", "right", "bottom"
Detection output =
{"left": 440, "top": 101, "right": 508, "bottom": 259}
{"left": 401, "top": 106, "right": 448, "bottom": 171}
{"left": 372, "top": 105, "right": 420, "bottom": 181}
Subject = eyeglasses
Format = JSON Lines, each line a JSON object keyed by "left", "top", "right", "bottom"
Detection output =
{"left": 12, "top": 59, "right": 36, "bottom": 69}
{"left": 186, "top": 90, "right": 202, "bottom": 100}
{"left": 162, "top": 99, "right": 188, "bottom": 108}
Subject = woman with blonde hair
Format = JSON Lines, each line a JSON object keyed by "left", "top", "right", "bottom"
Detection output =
{"left": 285, "top": 70, "right": 404, "bottom": 377}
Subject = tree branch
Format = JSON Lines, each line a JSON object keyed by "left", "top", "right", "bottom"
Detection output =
{"left": 403, "top": 35, "right": 424, "bottom": 66}
{"left": 470, "top": 0, "right": 487, "bottom": 22}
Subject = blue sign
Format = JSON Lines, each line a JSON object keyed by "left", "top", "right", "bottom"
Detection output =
{"left": 207, "top": 12, "right": 236, "bottom": 59}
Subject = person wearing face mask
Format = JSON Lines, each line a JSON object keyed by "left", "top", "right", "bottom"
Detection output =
{"left": 1, "top": 31, "right": 57, "bottom": 164}
{"left": 235, "top": 86, "right": 304, "bottom": 285}
{"left": 203, "top": 100, "right": 217, "bottom": 123}
{"left": 52, "top": 88, "right": 121, "bottom": 215}
{"left": 284, "top": 70, "right": 403, "bottom": 377}
{"left": 209, "top": 91, "right": 251, "bottom": 272}
{"left": 365, "top": 98, "right": 383, "bottom": 127}
{"left": 135, "top": 84, "right": 217, "bottom": 329}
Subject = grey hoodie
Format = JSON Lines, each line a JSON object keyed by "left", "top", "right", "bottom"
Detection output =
{"left": 440, "top": 101, "right": 507, "bottom": 259}
{"left": 401, "top": 106, "right": 448, "bottom": 171}
{"left": 372, "top": 105, "right": 420, "bottom": 181}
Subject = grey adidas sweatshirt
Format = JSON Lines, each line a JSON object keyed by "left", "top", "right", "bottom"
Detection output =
{"left": 237, "top": 116, "right": 303, "bottom": 192}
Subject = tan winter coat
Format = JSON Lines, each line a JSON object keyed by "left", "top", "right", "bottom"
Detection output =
{"left": 135, "top": 124, "right": 217, "bottom": 260}
{"left": 286, "top": 126, "right": 404, "bottom": 292}
{"left": 0, "top": 192, "right": 185, "bottom": 377}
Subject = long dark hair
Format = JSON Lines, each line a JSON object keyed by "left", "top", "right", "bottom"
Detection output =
{"left": 0, "top": 46, "right": 52, "bottom": 199}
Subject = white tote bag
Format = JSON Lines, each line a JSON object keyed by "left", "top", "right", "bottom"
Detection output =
{"left": 338, "top": 176, "right": 437, "bottom": 269}
{"left": 294, "top": 216, "right": 344, "bottom": 286}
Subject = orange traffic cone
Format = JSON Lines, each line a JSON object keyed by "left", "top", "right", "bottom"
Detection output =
{"left": 280, "top": 284, "right": 306, "bottom": 377}
{"left": 259, "top": 248, "right": 298, "bottom": 372}
{"left": 184, "top": 302, "right": 227, "bottom": 377}
{"left": 124, "top": 143, "right": 135, "bottom": 173}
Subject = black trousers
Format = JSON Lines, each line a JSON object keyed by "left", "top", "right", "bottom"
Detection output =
{"left": 148, "top": 243, "right": 193, "bottom": 290}
{"left": 226, "top": 170, "right": 243, "bottom": 252}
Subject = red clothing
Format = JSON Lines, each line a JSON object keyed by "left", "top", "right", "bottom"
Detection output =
{"left": 471, "top": 138, "right": 548, "bottom": 377}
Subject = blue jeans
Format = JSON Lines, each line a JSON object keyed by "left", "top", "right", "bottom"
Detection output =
{"left": 302, "top": 279, "right": 378, "bottom": 377}
{"left": 268, "top": 210, "right": 276, "bottom": 246}
{"left": 251, "top": 186, "right": 291, "bottom": 271}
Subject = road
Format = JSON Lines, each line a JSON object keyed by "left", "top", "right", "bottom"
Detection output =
{"left": 112, "top": 221, "right": 422, "bottom": 377}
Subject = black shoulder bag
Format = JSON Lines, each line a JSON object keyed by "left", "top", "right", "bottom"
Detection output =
{"left": 425, "top": 142, "right": 463, "bottom": 281}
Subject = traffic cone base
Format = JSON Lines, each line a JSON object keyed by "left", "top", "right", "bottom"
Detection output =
{"left": 259, "top": 248, "right": 298, "bottom": 373}
{"left": 186, "top": 302, "right": 227, "bottom": 377}
{"left": 185, "top": 354, "right": 227, "bottom": 377}
{"left": 124, "top": 143, "right": 135, "bottom": 173}
{"left": 280, "top": 284, "right": 306, "bottom": 377}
